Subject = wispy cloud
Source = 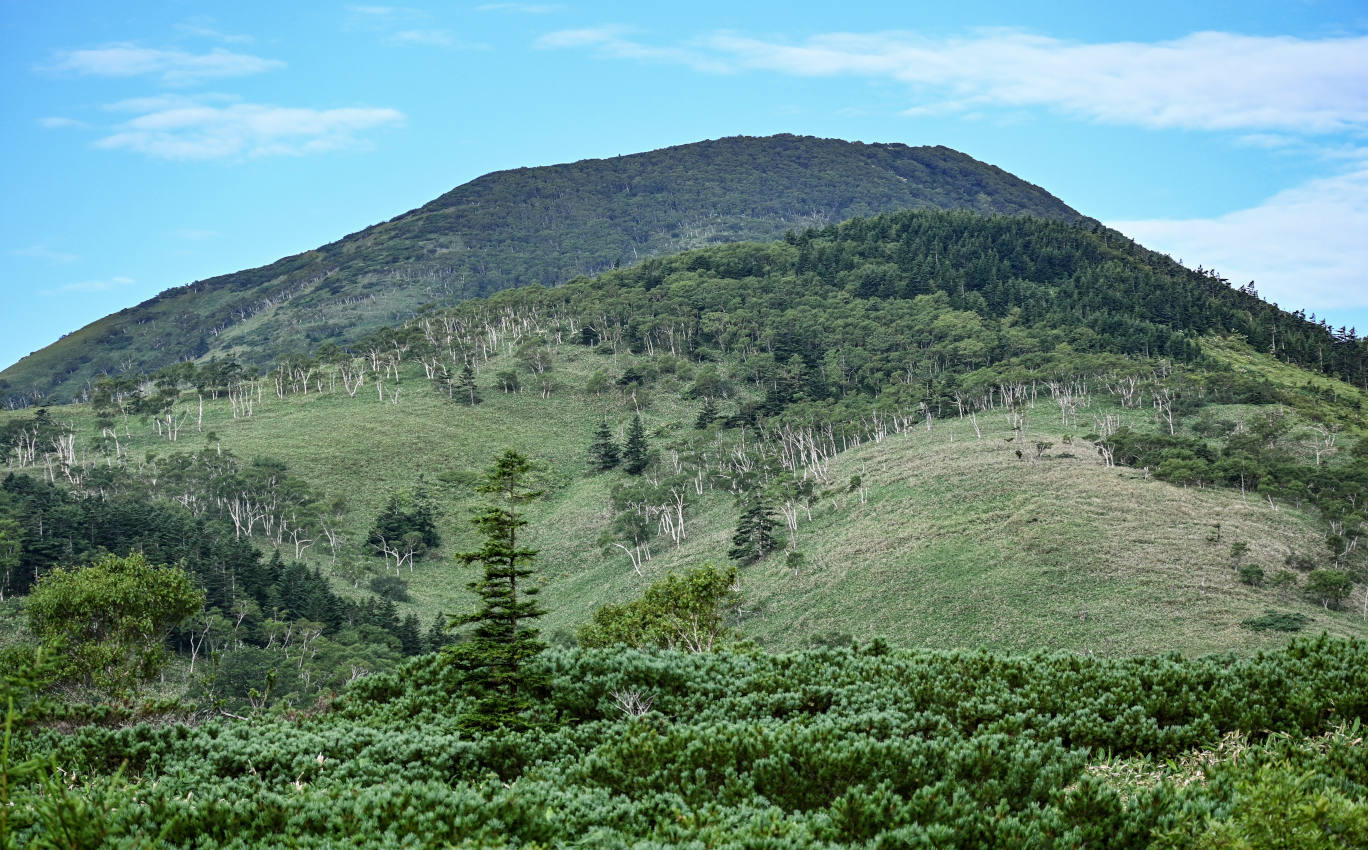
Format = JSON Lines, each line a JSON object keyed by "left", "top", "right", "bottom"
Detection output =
{"left": 93, "top": 96, "right": 405, "bottom": 160}
{"left": 384, "top": 29, "right": 489, "bottom": 49}
{"left": 13, "top": 245, "right": 80, "bottom": 264}
{"left": 37, "top": 116, "right": 89, "bottom": 129}
{"left": 540, "top": 27, "right": 1368, "bottom": 135}
{"left": 42, "top": 276, "right": 135, "bottom": 296}
{"left": 45, "top": 44, "right": 283, "bottom": 85}
{"left": 478, "top": 3, "right": 563, "bottom": 13}
{"left": 174, "top": 18, "right": 254, "bottom": 45}
{"left": 1111, "top": 159, "right": 1368, "bottom": 314}
{"left": 535, "top": 26, "right": 731, "bottom": 73}
{"left": 387, "top": 29, "right": 454, "bottom": 46}
{"left": 344, "top": 5, "right": 483, "bottom": 48}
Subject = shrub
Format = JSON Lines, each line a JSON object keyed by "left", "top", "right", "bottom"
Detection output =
{"left": 1304, "top": 569, "right": 1353, "bottom": 609}
{"left": 1241, "top": 610, "right": 1311, "bottom": 632}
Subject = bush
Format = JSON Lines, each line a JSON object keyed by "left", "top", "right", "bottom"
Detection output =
{"left": 1305, "top": 569, "right": 1353, "bottom": 609}
{"left": 1238, "top": 564, "right": 1265, "bottom": 587}
{"left": 369, "top": 575, "right": 411, "bottom": 602}
{"left": 1241, "top": 610, "right": 1312, "bottom": 632}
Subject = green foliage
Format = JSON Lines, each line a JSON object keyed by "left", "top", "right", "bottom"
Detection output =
{"left": 1305, "top": 569, "right": 1353, "bottom": 609}
{"left": 693, "top": 396, "right": 718, "bottom": 429}
{"left": 0, "top": 510, "right": 19, "bottom": 601}
{"left": 456, "top": 362, "right": 480, "bottom": 406}
{"left": 1156, "top": 751, "right": 1368, "bottom": 849}
{"left": 587, "top": 421, "right": 619, "bottom": 472}
{"left": 1242, "top": 610, "right": 1313, "bottom": 632}
{"left": 447, "top": 450, "right": 547, "bottom": 730}
{"left": 1238, "top": 564, "right": 1265, "bottom": 587}
{"left": 621, "top": 415, "right": 648, "bottom": 475}
{"left": 25, "top": 553, "right": 204, "bottom": 697}
{"left": 367, "top": 484, "right": 441, "bottom": 566}
{"left": 729, "top": 495, "right": 778, "bottom": 565}
{"left": 368, "top": 574, "right": 411, "bottom": 602}
{"left": 12, "top": 639, "right": 1368, "bottom": 848}
{"left": 578, "top": 563, "right": 739, "bottom": 651}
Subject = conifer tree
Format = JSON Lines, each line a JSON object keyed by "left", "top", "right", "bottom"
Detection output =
{"left": 398, "top": 613, "right": 423, "bottom": 656}
{"left": 622, "top": 415, "right": 649, "bottom": 475}
{"left": 425, "top": 612, "right": 453, "bottom": 653}
{"left": 728, "top": 495, "right": 778, "bottom": 565}
{"left": 694, "top": 397, "right": 717, "bottom": 429}
{"left": 447, "top": 450, "right": 547, "bottom": 730}
{"left": 589, "top": 421, "right": 620, "bottom": 471}
{"left": 458, "top": 362, "right": 481, "bottom": 406}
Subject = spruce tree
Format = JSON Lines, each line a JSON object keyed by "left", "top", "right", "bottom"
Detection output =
{"left": 425, "top": 612, "right": 453, "bottom": 653}
{"left": 728, "top": 495, "right": 778, "bottom": 565}
{"left": 398, "top": 613, "right": 423, "bottom": 656}
{"left": 458, "top": 362, "right": 481, "bottom": 406}
{"left": 694, "top": 397, "right": 717, "bottom": 429}
{"left": 622, "top": 415, "right": 649, "bottom": 475}
{"left": 447, "top": 450, "right": 547, "bottom": 730}
{"left": 589, "top": 421, "right": 620, "bottom": 471}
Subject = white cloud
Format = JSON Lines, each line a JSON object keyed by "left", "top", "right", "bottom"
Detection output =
{"left": 540, "top": 27, "right": 1368, "bottom": 135}
{"left": 535, "top": 26, "right": 731, "bottom": 73}
{"left": 383, "top": 29, "right": 489, "bottom": 49}
{"left": 174, "top": 18, "right": 254, "bottom": 44}
{"left": 43, "top": 276, "right": 135, "bottom": 296}
{"left": 37, "top": 116, "right": 89, "bottom": 129}
{"left": 93, "top": 98, "right": 405, "bottom": 160}
{"left": 1111, "top": 162, "right": 1368, "bottom": 314}
{"left": 388, "top": 29, "right": 454, "bottom": 46}
{"left": 46, "top": 44, "right": 283, "bottom": 85}
{"left": 13, "top": 245, "right": 79, "bottom": 264}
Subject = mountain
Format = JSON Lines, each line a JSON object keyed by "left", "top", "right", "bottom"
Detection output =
{"left": 6, "top": 145, "right": 1367, "bottom": 850}
{"left": 4, "top": 207, "right": 1365, "bottom": 663}
{"left": 0, "top": 134, "right": 1084, "bottom": 406}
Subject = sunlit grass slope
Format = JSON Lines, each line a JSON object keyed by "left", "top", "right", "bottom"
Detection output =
{"left": 4, "top": 341, "right": 1364, "bottom": 657}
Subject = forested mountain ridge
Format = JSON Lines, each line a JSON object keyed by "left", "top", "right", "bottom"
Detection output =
{"left": 4, "top": 207, "right": 1366, "bottom": 668}
{"left": 0, "top": 134, "right": 1084, "bottom": 406}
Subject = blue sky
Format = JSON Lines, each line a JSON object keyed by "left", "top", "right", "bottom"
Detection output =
{"left": 3, "top": 0, "right": 1366, "bottom": 372}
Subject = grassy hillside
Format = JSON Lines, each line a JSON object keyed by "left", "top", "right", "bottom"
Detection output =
{"left": 0, "top": 135, "right": 1085, "bottom": 405}
{"left": 5, "top": 336, "right": 1363, "bottom": 657}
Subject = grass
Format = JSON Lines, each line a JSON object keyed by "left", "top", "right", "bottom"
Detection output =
{"left": 1203, "top": 334, "right": 1368, "bottom": 434}
{"left": 3, "top": 340, "right": 1365, "bottom": 657}
{"left": 737, "top": 412, "right": 1364, "bottom": 655}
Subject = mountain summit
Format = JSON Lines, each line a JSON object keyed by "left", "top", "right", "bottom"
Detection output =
{"left": 1, "top": 134, "right": 1082, "bottom": 405}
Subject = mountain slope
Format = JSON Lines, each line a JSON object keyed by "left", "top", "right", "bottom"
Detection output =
{"left": 1, "top": 135, "right": 1083, "bottom": 405}
{"left": 3, "top": 331, "right": 1363, "bottom": 657}
{"left": 3, "top": 207, "right": 1365, "bottom": 660}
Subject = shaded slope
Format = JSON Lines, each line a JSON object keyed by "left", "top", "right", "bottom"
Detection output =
{"left": 1, "top": 134, "right": 1082, "bottom": 404}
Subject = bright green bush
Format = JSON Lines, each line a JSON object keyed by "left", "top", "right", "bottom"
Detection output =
{"left": 7, "top": 638, "right": 1368, "bottom": 848}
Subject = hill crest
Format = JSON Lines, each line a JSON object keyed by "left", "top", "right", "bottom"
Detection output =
{"left": 1, "top": 134, "right": 1082, "bottom": 405}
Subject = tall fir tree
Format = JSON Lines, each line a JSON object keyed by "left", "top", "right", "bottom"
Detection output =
{"left": 397, "top": 613, "right": 423, "bottom": 657}
{"left": 447, "top": 450, "right": 547, "bottom": 730}
{"left": 589, "top": 421, "right": 620, "bottom": 471}
{"left": 729, "top": 495, "right": 778, "bottom": 566}
{"left": 694, "top": 397, "right": 718, "bottom": 429}
{"left": 425, "top": 612, "right": 453, "bottom": 654}
{"left": 622, "top": 415, "right": 649, "bottom": 475}
{"left": 458, "top": 362, "right": 481, "bottom": 406}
